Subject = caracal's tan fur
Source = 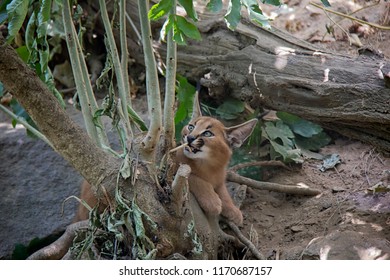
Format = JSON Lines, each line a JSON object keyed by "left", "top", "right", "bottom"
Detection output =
{"left": 75, "top": 93, "right": 257, "bottom": 226}
{"left": 176, "top": 94, "right": 257, "bottom": 225}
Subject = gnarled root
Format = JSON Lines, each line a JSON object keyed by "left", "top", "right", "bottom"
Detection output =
{"left": 27, "top": 220, "right": 89, "bottom": 260}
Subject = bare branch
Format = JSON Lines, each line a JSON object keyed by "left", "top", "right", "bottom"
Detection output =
{"left": 227, "top": 172, "right": 321, "bottom": 196}
{"left": 138, "top": 0, "right": 162, "bottom": 159}
{"left": 0, "top": 34, "right": 121, "bottom": 197}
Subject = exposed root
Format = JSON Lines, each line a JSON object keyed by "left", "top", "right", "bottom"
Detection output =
{"left": 223, "top": 219, "right": 265, "bottom": 260}
{"left": 227, "top": 171, "right": 321, "bottom": 196}
{"left": 27, "top": 220, "right": 89, "bottom": 260}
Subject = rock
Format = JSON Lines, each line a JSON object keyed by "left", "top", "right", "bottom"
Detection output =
{"left": 291, "top": 225, "right": 305, "bottom": 233}
{"left": 301, "top": 230, "right": 390, "bottom": 260}
{"left": 0, "top": 112, "right": 81, "bottom": 259}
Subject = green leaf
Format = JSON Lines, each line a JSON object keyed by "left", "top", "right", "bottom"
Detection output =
{"left": 127, "top": 105, "right": 148, "bottom": 131}
{"left": 175, "top": 15, "right": 201, "bottom": 41}
{"left": 37, "top": 0, "right": 52, "bottom": 39}
{"left": 224, "top": 0, "right": 241, "bottom": 30}
{"left": 231, "top": 147, "right": 264, "bottom": 181}
{"left": 15, "top": 45, "right": 29, "bottom": 62}
{"left": 262, "top": 120, "right": 303, "bottom": 162}
{"left": 25, "top": 10, "right": 37, "bottom": 53}
{"left": 206, "top": 0, "right": 223, "bottom": 12}
{"left": 9, "top": 98, "right": 39, "bottom": 138}
{"left": 174, "top": 75, "right": 196, "bottom": 141}
{"left": 263, "top": 121, "right": 294, "bottom": 147}
{"left": 6, "top": 0, "right": 29, "bottom": 43}
{"left": 295, "top": 131, "right": 331, "bottom": 152}
{"left": 242, "top": 0, "right": 271, "bottom": 29}
{"left": 277, "top": 112, "right": 322, "bottom": 138}
{"left": 178, "top": 0, "right": 198, "bottom": 21}
{"left": 120, "top": 153, "right": 132, "bottom": 179}
{"left": 160, "top": 14, "right": 175, "bottom": 41}
{"left": 175, "top": 75, "right": 196, "bottom": 125}
{"left": 261, "top": 0, "right": 281, "bottom": 5}
{"left": 0, "top": 0, "right": 11, "bottom": 24}
{"left": 216, "top": 97, "right": 245, "bottom": 120}
{"left": 270, "top": 140, "right": 302, "bottom": 163}
{"left": 320, "top": 0, "right": 331, "bottom": 7}
{"left": 148, "top": 0, "right": 173, "bottom": 21}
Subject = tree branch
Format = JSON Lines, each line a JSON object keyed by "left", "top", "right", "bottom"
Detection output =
{"left": 138, "top": 0, "right": 162, "bottom": 160}
{"left": 226, "top": 171, "right": 321, "bottom": 196}
{"left": 0, "top": 34, "right": 120, "bottom": 197}
{"left": 62, "top": 1, "right": 101, "bottom": 145}
{"left": 162, "top": 0, "right": 178, "bottom": 156}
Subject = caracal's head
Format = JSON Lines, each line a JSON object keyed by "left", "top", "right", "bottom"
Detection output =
{"left": 181, "top": 116, "right": 227, "bottom": 160}
{"left": 180, "top": 91, "right": 258, "bottom": 164}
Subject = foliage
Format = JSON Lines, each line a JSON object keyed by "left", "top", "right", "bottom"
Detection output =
{"left": 2, "top": 0, "right": 334, "bottom": 260}
{"left": 216, "top": 97, "right": 245, "bottom": 120}
{"left": 72, "top": 196, "right": 158, "bottom": 260}
{"left": 174, "top": 75, "right": 196, "bottom": 140}
{"left": 320, "top": 0, "right": 331, "bottom": 7}
{"left": 11, "top": 232, "right": 64, "bottom": 260}
{"left": 150, "top": 0, "right": 201, "bottom": 44}
{"left": 263, "top": 112, "right": 331, "bottom": 163}
{"left": 1, "top": 0, "right": 65, "bottom": 140}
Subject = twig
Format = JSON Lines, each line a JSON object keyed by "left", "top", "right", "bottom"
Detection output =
{"left": 324, "top": 0, "right": 381, "bottom": 34}
{"left": 0, "top": 104, "right": 53, "bottom": 149}
{"left": 227, "top": 171, "right": 321, "bottom": 196}
{"left": 309, "top": 1, "right": 390, "bottom": 30}
{"left": 169, "top": 142, "right": 188, "bottom": 153}
{"left": 223, "top": 219, "right": 265, "bottom": 260}
{"left": 321, "top": 7, "right": 351, "bottom": 43}
{"left": 27, "top": 220, "right": 90, "bottom": 260}
{"left": 125, "top": 12, "right": 142, "bottom": 42}
{"left": 229, "top": 160, "right": 291, "bottom": 172}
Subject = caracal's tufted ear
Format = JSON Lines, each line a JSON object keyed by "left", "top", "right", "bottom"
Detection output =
{"left": 191, "top": 88, "right": 202, "bottom": 120}
{"left": 225, "top": 119, "right": 258, "bottom": 148}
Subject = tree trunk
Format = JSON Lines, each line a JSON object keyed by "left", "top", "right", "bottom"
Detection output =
{"left": 127, "top": 3, "right": 390, "bottom": 153}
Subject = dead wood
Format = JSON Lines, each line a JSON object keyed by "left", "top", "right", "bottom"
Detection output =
{"left": 149, "top": 7, "right": 390, "bottom": 153}
{"left": 227, "top": 171, "right": 321, "bottom": 196}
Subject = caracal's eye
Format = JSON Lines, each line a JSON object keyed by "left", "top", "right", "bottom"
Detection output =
{"left": 188, "top": 124, "right": 195, "bottom": 131}
{"left": 202, "top": 130, "right": 214, "bottom": 137}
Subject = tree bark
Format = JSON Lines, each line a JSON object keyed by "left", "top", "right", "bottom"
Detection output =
{"left": 125, "top": 3, "right": 390, "bottom": 153}
{"left": 0, "top": 33, "right": 219, "bottom": 259}
{"left": 0, "top": 34, "right": 120, "bottom": 197}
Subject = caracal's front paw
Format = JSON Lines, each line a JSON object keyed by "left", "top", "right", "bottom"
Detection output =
{"left": 199, "top": 195, "right": 222, "bottom": 217}
{"left": 222, "top": 205, "right": 243, "bottom": 226}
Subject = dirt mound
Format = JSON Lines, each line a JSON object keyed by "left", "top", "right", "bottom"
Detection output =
{"left": 242, "top": 139, "right": 390, "bottom": 259}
